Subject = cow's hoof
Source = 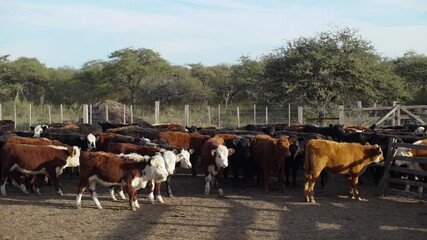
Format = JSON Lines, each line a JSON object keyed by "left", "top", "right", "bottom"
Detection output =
{"left": 305, "top": 196, "right": 310, "bottom": 202}
{"left": 357, "top": 196, "right": 362, "bottom": 201}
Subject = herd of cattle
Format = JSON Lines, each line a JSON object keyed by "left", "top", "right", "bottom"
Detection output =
{"left": 0, "top": 119, "right": 426, "bottom": 210}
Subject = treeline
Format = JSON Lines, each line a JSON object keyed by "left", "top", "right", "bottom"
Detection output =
{"left": 1, "top": 28, "right": 426, "bottom": 119}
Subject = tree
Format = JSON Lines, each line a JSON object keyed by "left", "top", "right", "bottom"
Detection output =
{"left": 393, "top": 51, "right": 427, "bottom": 104}
{"left": 230, "top": 56, "right": 264, "bottom": 102}
{"left": 262, "top": 27, "right": 408, "bottom": 119}
{"left": 105, "top": 48, "right": 170, "bottom": 106}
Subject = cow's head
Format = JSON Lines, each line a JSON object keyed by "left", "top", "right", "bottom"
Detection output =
{"left": 176, "top": 148, "right": 193, "bottom": 169}
{"left": 33, "top": 124, "right": 48, "bottom": 137}
{"left": 211, "top": 145, "right": 234, "bottom": 168}
{"left": 86, "top": 133, "right": 97, "bottom": 151}
{"left": 276, "top": 136, "right": 292, "bottom": 158}
{"left": 66, "top": 146, "right": 81, "bottom": 167}
{"left": 370, "top": 144, "right": 384, "bottom": 164}
{"left": 143, "top": 155, "right": 169, "bottom": 183}
{"left": 232, "top": 137, "right": 252, "bottom": 160}
{"left": 161, "top": 150, "right": 178, "bottom": 175}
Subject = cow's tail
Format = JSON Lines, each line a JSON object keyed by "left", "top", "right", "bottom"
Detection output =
{"left": 303, "top": 143, "right": 311, "bottom": 173}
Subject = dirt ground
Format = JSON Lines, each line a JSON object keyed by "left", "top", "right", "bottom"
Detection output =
{"left": 1, "top": 168, "right": 426, "bottom": 240}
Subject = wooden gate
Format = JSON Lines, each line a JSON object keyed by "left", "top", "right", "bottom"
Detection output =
{"left": 377, "top": 139, "right": 427, "bottom": 200}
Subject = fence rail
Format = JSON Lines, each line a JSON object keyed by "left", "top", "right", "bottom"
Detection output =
{"left": 2, "top": 101, "right": 427, "bottom": 131}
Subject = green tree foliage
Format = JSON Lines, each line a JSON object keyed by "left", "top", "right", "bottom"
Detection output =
{"left": 1, "top": 57, "right": 48, "bottom": 104}
{"left": 262, "top": 27, "right": 408, "bottom": 117}
{"left": 393, "top": 51, "right": 427, "bottom": 104}
{"left": 105, "top": 48, "right": 170, "bottom": 105}
{"left": 231, "top": 56, "right": 265, "bottom": 102}
{"left": 142, "top": 65, "right": 210, "bottom": 104}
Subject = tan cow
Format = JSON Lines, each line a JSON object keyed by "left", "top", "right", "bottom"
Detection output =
{"left": 303, "top": 139, "right": 384, "bottom": 203}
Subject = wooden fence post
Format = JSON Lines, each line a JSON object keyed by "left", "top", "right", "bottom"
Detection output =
{"left": 237, "top": 106, "right": 240, "bottom": 128}
{"left": 253, "top": 104, "right": 256, "bottom": 125}
{"left": 155, "top": 101, "right": 160, "bottom": 125}
{"left": 265, "top": 106, "right": 268, "bottom": 124}
{"left": 338, "top": 105, "right": 345, "bottom": 125}
{"left": 207, "top": 106, "right": 211, "bottom": 127}
{"left": 48, "top": 105, "right": 52, "bottom": 124}
{"left": 82, "top": 104, "right": 89, "bottom": 124}
{"left": 357, "top": 101, "right": 362, "bottom": 125}
{"left": 297, "top": 106, "right": 303, "bottom": 125}
{"left": 184, "top": 105, "right": 190, "bottom": 127}
{"left": 288, "top": 104, "right": 291, "bottom": 126}
{"left": 29, "top": 104, "right": 32, "bottom": 127}
{"left": 123, "top": 104, "right": 126, "bottom": 124}
{"left": 218, "top": 104, "right": 221, "bottom": 128}
{"left": 13, "top": 104, "right": 17, "bottom": 129}
{"left": 89, "top": 104, "right": 93, "bottom": 125}
{"left": 130, "top": 105, "right": 134, "bottom": 124}
{"left": 105, "top": 104, "right": 109, "bottom": 122}
{"left": 60, "top": 104, "right": 63, "bottom": 123}
{"left": 0, "top": 104, "right": 2, "bottom": 120}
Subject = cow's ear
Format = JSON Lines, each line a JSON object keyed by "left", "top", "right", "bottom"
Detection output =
{"left": 210, "top": 149, "right": 216, "bottom": 156}
{"left": 172, "top": 149, "right": 178, "bottom": 154}
{"left": 188, "top": 148, "right": 195, "bottom": 154}
{"left": 228, "top": 148, "right": 235, "bottom": 156}
{"left": 232, "top": 138, "right": 239, "bottom": 145}
{"left": 297, "top": 137, "right": 305, "bottom": 142}
{"left": 250, "top": 138, "right": 256, "bottom": 144}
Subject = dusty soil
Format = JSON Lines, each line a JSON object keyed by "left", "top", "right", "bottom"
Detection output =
{"left": 1, "top": 169, "right": 426, "bottom": 240}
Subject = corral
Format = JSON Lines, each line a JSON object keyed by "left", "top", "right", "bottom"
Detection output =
{"left": 0, "top": 169, "right": 426, "bottom": 240}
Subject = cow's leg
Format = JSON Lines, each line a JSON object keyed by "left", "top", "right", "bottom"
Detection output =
{"left": 127, "top": 186, "right": 138, "bottom": 211}
{"left": 263, "top": 168, "right": 271, "bottom": 194}
{"left": 154, "top": 182, "right": 164, "bottom": 203}
{"left": 348, "top": 175, "right": 361, "bottom": 200}
{"left": 117, "top": 184, "right": 126, "bottom": 200}
{"left": 305, "top": 171, "right": 319, "bottom": 203}
{"left": 76, "top": 178, "right": 88, "bottom": 208}
{"left": 217, "top": 169, "right": 225, "bottom": 196}
{"left": 278, "top": 168, "right": 286, "bottom": 193}
{"left": 147, "top": 180, "right": 155, "bottom": 204}
{"left": 50, "top": 174, "right": 63, "bottom": 195}
{"left": 205, "top": 173, "right": 212, "bottom": 195}
{"left": 165, "top": 175, "right": 173, "bottom": 197}
{"left": 10, "top": 171, "right": 28, "bottom": 194}
{"left": 0, "top": 176, "right": 8, "bottom": 196}
{"left": 292, "top": 163, "right": 298, "bottom": 189}
{"left": 109, "top": 186, "right": 117, "bottom": 201}
{"left": 88, "top": 181, "right": 102, "bottom": 209}
{"left": 285, "top": 162, "right": 291, "bottom": 187}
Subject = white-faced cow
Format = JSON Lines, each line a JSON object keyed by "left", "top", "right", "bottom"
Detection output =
{"left": 76, "top": 151, "right": 168, "bottom": 211}
{"left": 1, "top": 143, "right": 80, "bottom": 196}
{"left": 304, "top": 139, "right": 384, "bottom": 203}
{"left": 202, "top": 137, "right": 235, "bottom": 196}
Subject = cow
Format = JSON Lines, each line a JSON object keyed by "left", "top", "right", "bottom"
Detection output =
{"left": 76, "top": 151, "right": 169, "bottom": 211}
{"left": 393, "top": 139, "right": 427, "bottom": 201}
{"left": 202, "top": 137, "right": 235, "bottom": 196}
{"left": 303, "top": 139, "right": 384, "bottom": 203}
{"left": 1, "top": 143, "right": 80, "bottom": 196}
{"left": 144, "top": 148, "right": 193, "bottom": 203}
{"left": 158, "top": 131, "right": 210, "bottom": 176}
{"left": 32, "top": 124, "right": 49, "bottom": 137}
{"left": 214, "top": 134, "right": 254, "bottom": 183}
{"left": 3, "top": 136, "right": 69, "bottom": 192}
{"left": 251, "top": 134, "right": 293, "bottom": 194}
{"left": 105, "top": 142, "right": 161, "bottom": 156}
{"left": 302, "top": 124, "right": 345, "bottom": 141}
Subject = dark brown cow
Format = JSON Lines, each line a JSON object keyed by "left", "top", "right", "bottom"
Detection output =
{"left": 304, "top": 139, "right": 384, "bottom": 203}
{"left": 251, "top": 134, "right": 293, "bottom": 194}
{"left": 0, "top": 143, "right": 80, "bottom": 196}
{"left": 94, "top": 132, "right": 128, "bottom": 151}
{"left": 76, "top": 152, "right": 168, "bottom": 211}
{"left": 201, "top": 137, "right": 234, "bottom": 196}
{"left": 105, "top": 142, "right": 161, "bottom": 156}
{"left": 158, "top": 131, "right": 210, "bottom": 176}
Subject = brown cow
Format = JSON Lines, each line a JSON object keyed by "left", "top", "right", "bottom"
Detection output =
{"left": 76, "top": 151, "right": 168, "bottom": 211}
{"left": 0, "top": 143, "right": 80, "bottom": 196}
{"left": 158, "top": 131, "right": 209, "bottom": 176}
{"left": 304, "top": 139, "right": 384, "bottom": 203}
{"left": 106, "top": 142, "right": 161, "bottom": 156}
{"left": 251, "top": 134, "right": 293, "bottom": 194}
{"left": 201, "top": 137, "right": 235, "bottom": 196}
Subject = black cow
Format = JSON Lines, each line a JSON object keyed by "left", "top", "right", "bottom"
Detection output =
{"left": 227, "top": 136, "right": 254, "bottom": 183}
{"left": 302, "top": 124, "right": 345, "bottom": 141}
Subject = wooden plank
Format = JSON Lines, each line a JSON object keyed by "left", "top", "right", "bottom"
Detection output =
{"left": 373, "top": 105, "right": 400, "bottom": 126}
{"left": 394, "top": 142, "right": 427, "bottom": 150}
{"left": 350, "top": 107, "right": 393, "bottom": 111}
{"left": 394, "top": 155, "right": 427, "bottom": 164}
{"left": 388, "top": 177, "right": 427, "bottom": 188}
{"left": 403, "top": 105, "right": 427, "bottom": 109}
{"left": 389, "top": 166, "right": 427, "bottom": 177}
{"left": 377, "top": 138, "right": 397, "bottom": 196}
{"left": 400, "top": 106, "right": 426, "bottom": 124}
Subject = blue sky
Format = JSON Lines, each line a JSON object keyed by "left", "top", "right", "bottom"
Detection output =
{"left": 1, "top": 0, "right": 427, "bottom": 68}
